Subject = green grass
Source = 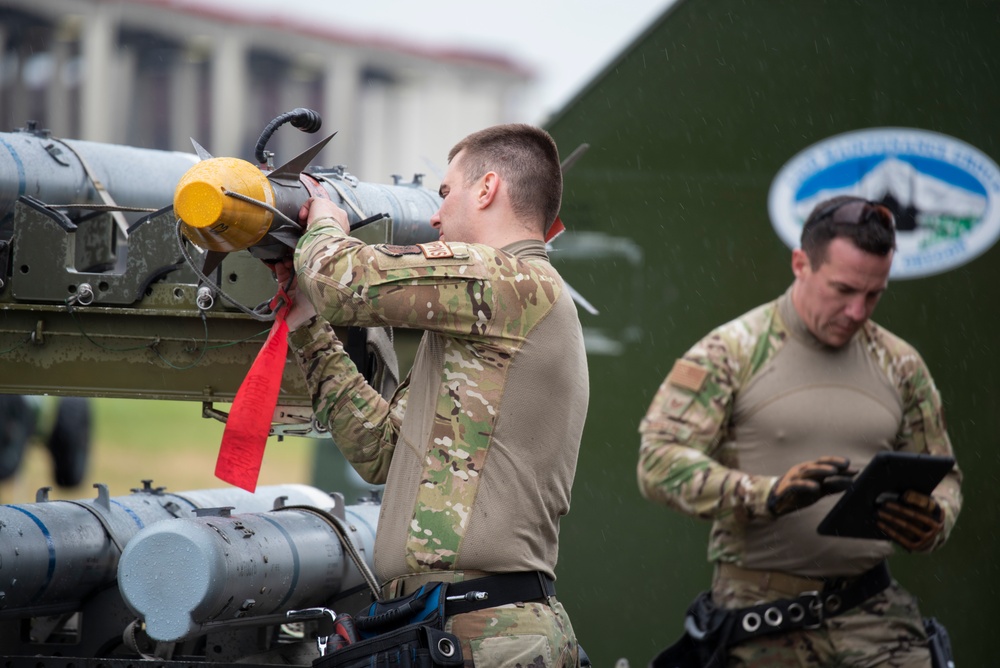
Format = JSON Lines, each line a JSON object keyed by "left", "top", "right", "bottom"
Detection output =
{"left": 0, "top": 329, "right": 425, "bottom": 505}
{"left": 0, "top": 397, "right": 317, "bottom": 504}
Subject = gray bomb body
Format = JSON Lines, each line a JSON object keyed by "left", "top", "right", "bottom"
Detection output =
{"left": 117, "top": 503, "right": 379, "bottom": 642}
{"left": 0, "top": 483, "right": 335, "bottom": 618}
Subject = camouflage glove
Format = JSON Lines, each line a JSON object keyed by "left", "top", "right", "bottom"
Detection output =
{"left": 876, "top": 490, "right": 944, "bottom": 552}
{"left": 766, "top": 456, "right": 856, "bottom": 517}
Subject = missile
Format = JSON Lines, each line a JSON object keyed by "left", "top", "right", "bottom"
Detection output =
{"left": 0, "top": 481, "right": 337, "bottom": 618}
{"left": 0, "top": 113, "right": 441, "bottom": 283}
{"left": 0, "top": 122, "right": 198, "bottom": 229}
{"left": 173, "top": 109, "right": 441, "bottom": 268}
{"left": 117, "top": 501, "right": 379, "bottom": 643}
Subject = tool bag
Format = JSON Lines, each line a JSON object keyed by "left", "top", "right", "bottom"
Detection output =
{"left": 283, "top": 506, "right": 463, "bottom": 668}
{"left": 648, "top": 592, "right": 733, "bottom": 668}
{"left": 355, "top": 582, "right": 449, "bottom": 638}
{"left": 311, "top": 623, "right": 463, "bottom": 668}
{"left": 312, "top": 583, "right": 463, "bottom": 668}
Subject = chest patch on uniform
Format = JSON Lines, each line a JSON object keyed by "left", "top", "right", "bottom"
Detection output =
{"left": 667, "top": 359, "right": 708, "bottom": 392}
{"left": 417, "top": 241, "right": 455, "bottom": 259}
{"left": 375, "top": 244, "right": 422, "bottom": 257}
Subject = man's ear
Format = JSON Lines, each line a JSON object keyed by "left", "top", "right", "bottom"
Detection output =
{"left": 791, "top": 248, "right": 810, "bottom": 279}
{"left": 477, "top": 172, "right": 499, "bottom": 209}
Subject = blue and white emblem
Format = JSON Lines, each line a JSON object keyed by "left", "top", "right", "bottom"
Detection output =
{"left": 768, "top": 128, "right": 1000, "bottom": 279}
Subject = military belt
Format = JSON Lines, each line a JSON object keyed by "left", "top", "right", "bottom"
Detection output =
{"left": 709, "top": 561, "right": 891, "bottom": 645}
{"left": 381, "top": 570, "right": 492, "bottom": 599}
{"left": 445, "top": 571, "right": 556, "bottom": 616}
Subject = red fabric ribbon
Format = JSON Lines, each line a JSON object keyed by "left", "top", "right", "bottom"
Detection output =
{"left": 214, "top": 289, "right": 290, "bottom": 492}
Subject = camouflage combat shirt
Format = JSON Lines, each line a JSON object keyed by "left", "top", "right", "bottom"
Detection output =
{"left": 638, "top": 288, "right": 962, "bottom": 577}
{"left": 289, "top": 222, "right": 589, "bottom": 582}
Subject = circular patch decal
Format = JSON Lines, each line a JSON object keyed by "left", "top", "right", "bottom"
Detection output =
{"left": 768, "top": 128, "right": 1000, "bottom": 279}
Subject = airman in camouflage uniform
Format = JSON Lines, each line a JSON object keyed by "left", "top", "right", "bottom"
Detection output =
{"left": 282, "top": 124, "right": 588, "bottom": 667}
{"left": 638, "top": 196, "right": 962, "bottom": 667}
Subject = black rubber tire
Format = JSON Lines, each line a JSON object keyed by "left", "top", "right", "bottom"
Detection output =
{"left": 0, "top": 395, "right": 33, "bottom": 481}
{"left": 47, "top": 397, "right": 92, "bottom": 488}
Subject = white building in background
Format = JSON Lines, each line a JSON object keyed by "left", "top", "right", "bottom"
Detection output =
{"left": 0, "top": 0, "right": 533, "bottom": 185}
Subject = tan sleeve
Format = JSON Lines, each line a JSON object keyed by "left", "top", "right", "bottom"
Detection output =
{"left": 638, "top": 332, "right": 776, "bottom": 524}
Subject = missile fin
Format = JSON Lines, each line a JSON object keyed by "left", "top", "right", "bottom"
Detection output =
{"left": 268, "top": 229, "right": 302, "bottom": 248}
{"left": 267, "top": 133, "right": 337, "bottom": 185}
{"left": 561, "top": 142, "right": 589, "bottom": 173}
{"left": 201, "top": 250, "right": 227, "bottom": 276}
{"left": 565, "top": 281, "right": 599, "bottom": 316}
{"left": 190, "top": 139, "right": 215, "bottom": 161}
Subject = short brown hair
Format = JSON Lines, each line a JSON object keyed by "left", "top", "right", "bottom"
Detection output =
{"left": 448, "top": 124, "right": 562, "bottom": 232}
{"left": 801, "top": 196, "right": 896, "bottom": 268}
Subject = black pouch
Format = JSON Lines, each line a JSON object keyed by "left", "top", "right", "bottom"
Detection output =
{"left": 355, "top": 583, "right": 449, "bottom": 638}
{"left": 312, "top": 624, "right": 463, "bottom": 668}
{"left": 649, "top": 591, "right": 734, "bottom": 668}
{"left": 924, "top": 617, "right": 955, "bottom": 668}
{"left": 313, "top": 583, "right": 463, "bottom": 668}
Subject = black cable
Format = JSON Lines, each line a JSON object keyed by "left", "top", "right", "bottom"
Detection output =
{"left": 254, "top": 108, "right": 322, "bottom": 165}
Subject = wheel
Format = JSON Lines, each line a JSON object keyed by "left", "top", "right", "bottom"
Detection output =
{"left": 47, "top": 397, "right": 92, "bottom": 488}
{"left": 0, "top": 395, "right": 34, "bottom": 481}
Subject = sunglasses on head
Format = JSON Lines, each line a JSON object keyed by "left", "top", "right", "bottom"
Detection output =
{"left": 811, "top": 199, "right": 895, "bottom": 231}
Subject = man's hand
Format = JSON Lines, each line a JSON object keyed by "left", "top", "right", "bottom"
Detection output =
{"left": 767, "top": 456, "right": 856, "bottom": 517}
{"left": 299, "top": 197, "right": 349, "bottom": 233}
{"left": 273, "top": 259, "right": 317, "bottom": 331}
{"left": 877, "top": 490, "right": 944, "bottom": 551}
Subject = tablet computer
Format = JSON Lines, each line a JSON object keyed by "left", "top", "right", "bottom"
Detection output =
{"left": 816, "top": 451, "right": 955, "bottom": 539}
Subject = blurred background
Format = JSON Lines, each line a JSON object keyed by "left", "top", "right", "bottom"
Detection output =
{"left": 1, "top": 0, "right": 998, "bottom": 666}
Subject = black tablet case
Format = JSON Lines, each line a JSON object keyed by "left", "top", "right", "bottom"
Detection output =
{"left": 817, "top": 451, "right": 955, "bottom": 539}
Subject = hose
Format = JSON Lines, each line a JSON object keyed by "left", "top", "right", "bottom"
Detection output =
{"left": 254, "top": 108, "right": 323, "bottom": 165}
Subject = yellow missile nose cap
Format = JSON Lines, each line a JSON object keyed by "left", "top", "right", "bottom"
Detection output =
{"left": 174, "top": 157, "right": 275, "bottom": 252}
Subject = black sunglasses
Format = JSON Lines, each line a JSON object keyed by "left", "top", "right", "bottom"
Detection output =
{"left": 810, "top": 199, "right": 895, "bottom": 231}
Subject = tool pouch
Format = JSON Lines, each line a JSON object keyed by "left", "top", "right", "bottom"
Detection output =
{"left": 355, "top": 583, "right": 449, "bottom": 638}
{"left": 649, "top": 591, "right": 733, "bottom": 668}
{"left": 311, "top": 623, "right": 463, "bottom": 668}
{"left": 924, "top": 617, "right": 955, "bottom": 668}
{"left": 313, "top": 584, "right": 462, "bottom": 668}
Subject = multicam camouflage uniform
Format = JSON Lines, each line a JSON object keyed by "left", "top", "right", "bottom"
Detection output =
{"left": 638, "top": 288, "right": 962, "bottom": 667}
{"left": 289, "top": 222, "right": 588, "bottom": 667}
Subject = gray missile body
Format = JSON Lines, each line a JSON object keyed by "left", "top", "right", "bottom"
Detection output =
{"left": 0, "top": 482, "right": 336, "bottom": 618}
{"left": 117, "top": 502, "right": 379, "bottom": 642}
{"left": 0, "top": 126, "right": 199, "bottom": 228}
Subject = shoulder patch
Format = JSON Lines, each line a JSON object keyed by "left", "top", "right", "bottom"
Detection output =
{"left": 375, "top": 244, "right": 422, "bottom": 257}
{"left": 417, "top": 240, "right": 455, "bottom": 259}
{"left": 667, "top": 359, "right": 708, "bottom": 392}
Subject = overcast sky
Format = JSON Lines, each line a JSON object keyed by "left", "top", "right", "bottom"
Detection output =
{"left": 195, "top": 0, "right": 678, "bottom": 122}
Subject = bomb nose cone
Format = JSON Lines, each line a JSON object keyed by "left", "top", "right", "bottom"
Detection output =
{"left": 175, "top": 157, "right": 276, "bottom": 252}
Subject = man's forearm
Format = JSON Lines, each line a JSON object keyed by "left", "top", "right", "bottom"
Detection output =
{"left": 637, "top": 434, "right": 775, "bottom": 523}
{"left": 289, "top": 318, "right": 399, "bottom": 484}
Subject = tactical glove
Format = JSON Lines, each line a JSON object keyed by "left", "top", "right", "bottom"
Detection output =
{"left": 766, "top": 456, "right": 856, "bottom": 517}
{"left": 273, "top": 260, "right": 318, "bottom": 331}
{"left": 876, "top": 490, "right": 944, "bottom": 551}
